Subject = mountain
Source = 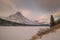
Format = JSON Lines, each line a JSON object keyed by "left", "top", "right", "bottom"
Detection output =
{"left": 0, "top": 12, "right": 41, "bottom": 26}
{"left": 0, "top": 12, "right": 49, "bottom": 26}
{"left": 0, "top": 18, "right": 49, "bottom": 26}
{"left": 0, "top": 18, "right": 28, "bottom": 26}
{"left": 4, "top": 12, "right": 40, "bottom": 25}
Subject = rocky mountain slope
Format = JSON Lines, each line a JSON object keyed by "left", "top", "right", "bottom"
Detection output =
{"left": 0, "top": 12, "right": 41, "bottom": 26}
{"left": 5, "top": 12, "right": 40, "bottom": 25}
{"left": 0, "top": 12, "right": 49, "bottom": 26}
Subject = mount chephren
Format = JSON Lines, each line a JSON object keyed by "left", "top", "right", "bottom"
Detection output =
{"left": 0, "top": 12, "right": 49, "bottom": 26}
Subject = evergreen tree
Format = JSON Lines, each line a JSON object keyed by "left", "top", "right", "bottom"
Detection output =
{"left": 50, "top": 15, "right": 55, "bottom": 27}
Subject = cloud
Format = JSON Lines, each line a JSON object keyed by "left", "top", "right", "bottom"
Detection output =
{"left": 53, "top": 9, "right": 60, "bottom": 17}
{"left": 19, "top": 9, "right": 31, "bottom": 17}
{"left": 36, "top": 15, "right": 50, "bottom": 20}
{"left": 1, "top": 0, "right": 10, "bottom": 4}
{"left": 35, "top": 0, "right": 60, "bottom": 12}
{"left": 35, "top": 15, "right": 50, "bottom": 24}
{"left": 0, "top": 0, "right": 60, "bottom": 20}
{"left": 0, "top": 0, "right": 18, "bottom": 16}
{"left": 0, "top": 0, "right": 17, "bottom": 11}
{"left": 35, "top": 15, "right": 50, "bottom": 22}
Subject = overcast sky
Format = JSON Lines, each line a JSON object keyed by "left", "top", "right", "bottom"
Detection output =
{"left": 0, "top": 0, "right": 60, "bottom": 22}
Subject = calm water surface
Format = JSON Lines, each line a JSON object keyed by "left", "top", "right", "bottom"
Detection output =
{"left": 0, "top": 26, "right": 60, "bottom": 40}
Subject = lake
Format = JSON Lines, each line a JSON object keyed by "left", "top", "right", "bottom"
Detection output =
{"left": 0, "top": 26, "right": 60, "bottom": 40}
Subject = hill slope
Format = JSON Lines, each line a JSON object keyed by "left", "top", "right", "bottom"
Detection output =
{"left": 0, "top": 18, "right": 27, "bottom": 26}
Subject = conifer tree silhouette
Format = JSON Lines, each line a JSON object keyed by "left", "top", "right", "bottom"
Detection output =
{"left": 50, "top": 15, "right": 55, "bottom": 28}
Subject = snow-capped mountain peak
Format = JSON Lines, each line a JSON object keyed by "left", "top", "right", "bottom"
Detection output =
{"left": 1, "top": 12, "right": 40, "bottom": 25}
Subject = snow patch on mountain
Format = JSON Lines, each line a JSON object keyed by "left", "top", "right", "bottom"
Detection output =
{"left": 1, "top": 12, "right": 40, "bottom": 25}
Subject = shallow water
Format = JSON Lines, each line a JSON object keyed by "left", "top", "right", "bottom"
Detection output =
{"left": 0, "top": 26, "right": 60, "bottom": 40}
